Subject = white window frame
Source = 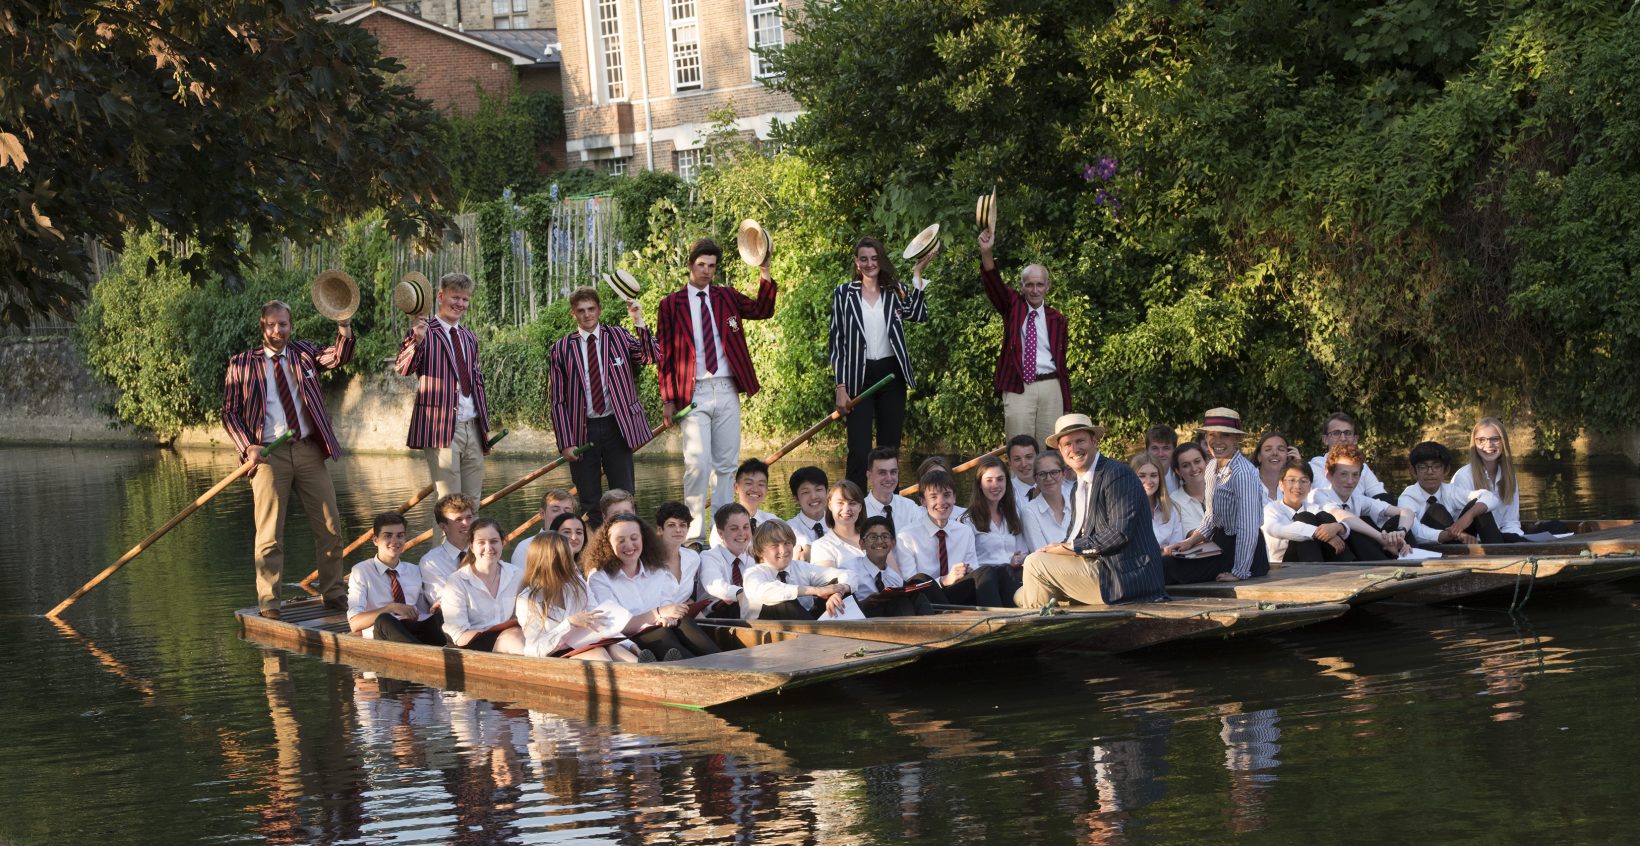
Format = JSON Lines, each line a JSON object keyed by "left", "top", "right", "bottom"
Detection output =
{"left": 493, "top": 0, "right": 526, "bottom": 29}
{"left": 674, "top": 147, "right": 713, "bottom": 182}
{"left": 607, "top": 157, "right": 630, "bottom": 176}
{"left": 745, "top": 0, "right": 784, "bottom": 79}
{"left": 586, "top": 0, "right": 627, "bottom": 102}
{"left": 666, "top": 0, "right": 703, "bottom": 92}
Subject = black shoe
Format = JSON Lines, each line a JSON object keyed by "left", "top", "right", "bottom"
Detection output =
{"left": 686, "top": 540, "right": 706, "bottom": 553}
{"left": 261, "top": 608, "right": 283, "bottom": 620}
{"left": 637, "top": 649, "right": 657, "bottom": 663}
{"left": 663, "top": 648, "right": 684, "bottom": 662}
{"left": 323, "top": 595, "right": 347, "bottom": 611}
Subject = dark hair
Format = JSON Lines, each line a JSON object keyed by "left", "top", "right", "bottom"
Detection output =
{"left": 861, "top": 515, "right": 894, "bottom": 536}
{"left": 585, "top": 513, "right": 667, "bottom": 576}
{"left": 1408, "top": 441, "right": 1453, "bottom": 469}
{"left": 866, "top": 446, "right": 900, "bottom": 469}
{"left": 457, "top": 517, "right": 505, "bottom": 569}
{"left": 1280, "top": 459, "right": 1313, "bottom": 481}
{"left": 713, "top": 502, "right": 750, "bottom": 532}
{"left": 568, "top": 286, "right": 601, "bottom": 308}
{"left": 1145, "top": 424, "right": 1178, "bottom": 448}
{"left": 1006, "top": 434, "right": 1040, "bottom": 454}
{"left": 852, "top": 236, "right": 899, "bottom": 290}
{"left": 549, "top": 512, "right": 586, "bottom": 533}
{"left": 687, "top": 238, "right": 723, "bottom": 268}
{"left": 735, "top": 458, "right": 770, "bottom": 483}
{"left": 1253, "top": 430, "right": 1288, "bottom": 458}
{"left": 824, "top": 480, "right": 868, "bottom": 534}
{"left": 434, "top": 493, "right": 477, "bottom": 524}
{"left": 372, "top": 511, "right": 408, "bottom": 535}
{"left": 919, "top": 467, "right": 956, "bottom": 495}
{"left": 1323, "top": 412, "right": 1357, "bottom": 438}
{"left": 966, "top": 455, "right": 1022, "bottom": 535}
{"left": 1171, "top": 442, "right": 1207, "bottom": 475}
{"left": 654, "top": 500, "right": 692, "bottom": 527}
{"left": 787, "top": 466, "right": 829, "bottom": 496}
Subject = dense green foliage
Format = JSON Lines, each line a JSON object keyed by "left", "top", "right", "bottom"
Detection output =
{"left": 0, "top": 0, "right": 454, "bottom": 326}
{"left": 438, "top": 89, "right": 566, "bottom": 204}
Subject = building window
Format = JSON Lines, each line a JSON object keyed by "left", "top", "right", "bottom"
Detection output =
{"left": 607, "top": 157, "right": 630, "bottom": 176}
{"left": 667, "top": 0, "right": 702, "bottom": 91}
{"left": 492, "top": 0, "right": 527, "bottom": 28}
{"left": 595, "top": 0, "right": 626, "bottom": 100}
{"left": 674, "top": 148, "right": 712, "bottom": 181}
{"left": 747, "top": 0, "right": 783, "bottom": 78}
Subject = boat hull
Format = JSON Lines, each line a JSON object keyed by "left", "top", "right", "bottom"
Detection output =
{"left": 1165, "top": 563, "right": 1471, "bottom": 605}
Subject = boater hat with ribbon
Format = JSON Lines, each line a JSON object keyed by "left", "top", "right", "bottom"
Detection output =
{"left": 605, "top": 268, "right": 643, "bottom": 303}
{"left": 1198, "top": 407, "right": 1248, "bottom": 435}
{"left": 1046, "top": 413, "right": 1108, "bottom": 449}
{"left": 736, "top": 219, "right": 772, "bottom": 267}
{"left": 310, "top": 269, "right": 359, "bottom": 321}
{"left": 903, "top": 223, "right": 940, "bottom": 261}
{"left": 393, "top": 271, "right": 435, "bottom": 318}
{"left": 975, "top": 187, "right": 998, "bottom": 232}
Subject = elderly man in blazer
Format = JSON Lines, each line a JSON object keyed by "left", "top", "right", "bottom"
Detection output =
{"left": 1015, "top": 414, "right": 1168, "bottom": 607}
{"left": 222, "top": 300, "right": 355, "bottom": 618}
{"left": 549, "top": 286, "right": 661, "bottom": 522}
{"left": 656, "top": 238, "right": 778, "bottom": 543}
{"left": 978, "top": 228, "right": 1071, "bottom": 447}
{"left": 395, "top": 272, "right": 492, "bottom": 533}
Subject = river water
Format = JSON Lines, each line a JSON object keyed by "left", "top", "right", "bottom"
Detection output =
{"left": 6, "top": 445, "right": 1640, "bottom": 845}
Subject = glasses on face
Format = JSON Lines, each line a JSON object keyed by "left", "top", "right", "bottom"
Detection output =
{"left": 1475, "top": 436, "right": 1503, "bottom": 446}
{"left": 1413, "top": 462, "right": 1445, "bottom": 474}
{"left": 863, "top": 532, "right": 893, "bottom": 542}
{"left": 1326, "top": 429, "right": 1356, "bottom": 438}
{"left": 1035, "top": 468, "right": 1063, "bottom": 478}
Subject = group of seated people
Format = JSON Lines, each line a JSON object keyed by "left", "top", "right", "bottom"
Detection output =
{"left": 343, "top": 412, "right": 1550, "bottom": 661}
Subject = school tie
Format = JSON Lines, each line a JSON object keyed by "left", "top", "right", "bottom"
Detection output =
{"left": 882, "top": 505, "right": 896, "bottom": 536}
{"left": 1022, "top": 309, "right": 1038, "bottom": 384}
{"left": 750, "top": 516, "right": 759, "bottom": 533}
{"left": 813, "top": 522, "right": 825, "bottom": 540}
{"left": 731, "top": 555, "right": 744, "bottom": 587}
{"left": 936, "top": 529, "right": 949, "bottom": 578}
{"left": 777, "top": 570, "right": 789, "bottom": 583}
{"left": 585, "top": 332, "right": 607, "bottom": 416}
{"left": 875, "top": 571, "right": 885, "bottom": 592}
{"left": 449, "top": 326, "right": 474, "bottom": 397}
{"left": 1424, "top": 495, "right": 1456, "bottom": 529}
{"left": 385, "top": 568, "right": 406, "bottom": 605}
{"left": 698, "top": 291, "right": 719, "bottom": 374}
{"left": 271, "top": 354, "right": 302, "bottom": 439}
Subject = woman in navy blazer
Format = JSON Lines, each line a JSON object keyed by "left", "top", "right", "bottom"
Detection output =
{"left": 828, "top": 236, "right": 939, "bottom": 488}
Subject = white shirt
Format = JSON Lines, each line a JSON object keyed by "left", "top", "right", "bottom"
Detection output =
{"left": 1022, "top": 494, "right": 1072, "bottom": 549}
{"left": 347, "top": 557, "right": 430, "bottom": 638}
{"left": 1010, "top": 475, "right": 1036, "bottom": 504}
{"left": 860, "top": 292, "right": 892, "bottom": 359}
{"left": 709, "top": 508, "right": 780, "bottom": 548}
{"left": 786, "top": 511, "right": 830, "bottom": 549}
{"left": 865, "top": 492, "right": 923, "bottom": 535}
{"left": 897, "top": 513, "right": 978, "bottom": 581}
{"left": 509, "top": 532, "right": 544, "bottom": 571}
{"left": 436, "top": 316, "right": 478, "bottom": 422}
{"left": 1067, "top": 455, "right": 1101, "bottom": 539}
{"left": 666, "top": 547, "right": 702, "bottom": 604}
{"left": 1306, "top": 486, "right": 1398, "bottom": 527}
{"left": 418, "top": 541, "right": 465, "bottom": 608}
{"left": 698, "top": 545, "right": 755, "bottom": 608}
{"left": 1165, "top": 468, "right": 1182, "bottom": 493}
{"left": 1308, "top": 455, "right": 1386, "bottom": 498}
{"left": 808, "top": 532, "right": 864, "bottom": 567}
{"left": 1261, "top": 499, "right": 1323, "bottom": 564}
{"left": 1151, "top": 504, "right": 1186, "bottom": 548}
{"left": 515, "top": 578, "right": 597, "bottom": 657}
{"left": 741, "top": 560, "right": 851, "bottom": 620}
{"left": 260, "top": 347, "right": 314, "bottom": 441}
{"left": 588, "top": 564, "right": 682, "bottom": 616}
{"left": 687, "top": 285, "right": 731, "bottom": 380}
{"left": 1021, "top": 305, "right": 1053, "bottom": 375}
{"left": 1449, "top": 464, "right": 1522, "bottom": 537}
{"left": 841, "top": 554, "right": 903, "bottom": 602}
{"left": 575, "top": 326, "right": 614, "bottom": 418}
{"left": 1174, "top": 492, "right": 1206, "bottom": 534}
{"left": 962, "top": 510, "right": 1029, "bottom": 566}
{"left": 1404, "top": 479, "right": 1505, "bottom": 544}
{"left": 440, "top": 562, "right": 525, "bottom": 643}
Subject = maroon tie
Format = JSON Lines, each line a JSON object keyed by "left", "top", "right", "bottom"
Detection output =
{"left": 271, "top": 353, "right": 302, "bottom": 439}
{"left": 936, "top": 529, "right": 949, "bottom": 578}
{"left": 731, "top": 555, "right": 744, "bottom": 587}
{"left": 875, "top": 571, "right": 885, "bottom": 592}
{"left": 385, "top": 567, "right": 406, "bottom": 604}
{"left": 585, "top": 332, "right": 607, "bottom": 416}
{"left": 1022, "top": 309, "right": 1039, "bottom": 384}
{"left": 698, "top": 290, "right": 719, "bottom": 374}
{"left": 450, "top": 326, "right": 474, "bottom": 397}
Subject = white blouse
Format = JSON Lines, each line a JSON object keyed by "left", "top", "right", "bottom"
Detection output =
{"left": 1449, "top": 464, "right": 1523, "bottom": 537}
{"left": 741, "top": 560, "right": 851, "bottom": 620}
{"left": 440, "top": 563, "right": 525, "bottom": 644}
{"left": 515, "top": 579, "right": 597, "bottom": 657}
{"left": 1022, "top": 495, "right": 1072, "bottom": 550}
{"left": 961, "top": 510, "right": 1029, "bottom": 566}
{"left": 664, "top": 547, "right": 702, "bottom": 604}
{"left": 588, "top": 565, "right": 682, "bottom": 617}
{"left": 859, "top": 291, "right": 892, "bottom": 359}
{"left": 1174, "top": 493, "right": 1207, "bottom": 536}
{"left": 808, "top": 532, "right": 865, "bottom": 567}
{"left": 1150, "top": 504, "right": 1186, "bottom": 548}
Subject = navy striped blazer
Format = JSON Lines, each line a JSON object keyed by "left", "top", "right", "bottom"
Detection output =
{"left": 221, "top": 330, "right": 355, "bottom": 464}
{"left": 655, "top": 278, "right": 778, "bottom": 405}
{"left": 394, "top": 320, "right": 491, "bottom": 450}
{"left": 547, "top": 324, "right": 660, "bottom": 452}
{"left": 827, "top": 282, "right": 928, "bottom": 394}
{"left": 979, "top": 264, "right": 1071, "bottom": 411}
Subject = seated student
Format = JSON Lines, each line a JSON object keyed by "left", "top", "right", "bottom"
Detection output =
{"left": 912, "top": 454, "right": 969, "bottom": 522}
{"left": 810, "top": 480, "right": 869, "bottom": 568}
{"left": 1307, "top": 413, "right": 1392, "bottom": 503}
{"left": 1169, "top": 442, "right": 1210, "bottom": 535}
{"left": 654, "top": 500, "right": 701, "bottom": 604}
{"left": 784, "top": 466, "right": 831, "bottom": 560}
{"left": 741, "top": 522, "right": 855, "bottom": 620}
{"left": 348, "top": 512, "right": 444, "bottom": 644}
{"left": 586, "top": 512, "right": 721, "bottom": 661}
{"left": 1448, "top": 417, "right": 1543, "bottom": 542}
{"left": 962, "top": 456, "right": 1030, "bottom": 576}
{"left": 515, "top": 530, "right": 638, "bottom": 662}
{"left": 511, "top": 488, "right": 577, "bottom": 569}
{"left": 863, "top": 447, "right": 925, "bottom": 534}
{"left": 842, "top": 517, "right": 938, "bottom": 616}
{"left": 1006, "top": 435, "right": 1041, "bottom": 503}
{"left": 1163, "top": 409, "right": 1270, "bottom": 583}
{"left": 1254, "top": 431, "right": 1300, "bottom": 505}
{"left": 1022, "top": 452, "right": 1072, "bottom": 550}
{"left": 1262, "top": 460, "right": 1351, "bottom": 563}
{"left": 420, "top": 493, "right": 477, "bottom": 610}
{"left": 439, "top": 517, "right": 527, "bottom": 653}
{"left": 897, "top": 467, "right": 1011, "bottom": 606}
{"left": 698, "top": 503, "right": 755, "bottom": 618}
{"left": 548, "top": 512, "right": 589, "bottom": 566}
{"left": 1130, "top": 453, "right": 1185, "bottom": 549}
{"left": 1146, "top": 424, "right": 1182, "bottom": 492}
{"left": 1400, "top": 440, "right": 1508, "bottom": 545}
{"left": 709, "top": 459, "right": 782, "bottom": 547}
{"left": 1306, "top": 444, "right": 1416, "bottom": 560}
{"left": 597, "top": 489, "right": 637, "bottom": 527}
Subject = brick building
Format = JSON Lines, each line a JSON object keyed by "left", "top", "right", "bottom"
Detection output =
{"left": 555, "top": 0, "right": 801, "bottom": 176}
{"left": 371, "top": 0, "right": 557, "bottom": 32}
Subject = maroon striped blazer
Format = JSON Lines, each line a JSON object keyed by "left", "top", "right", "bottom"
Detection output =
{"left": 393, "top": 319, "right": 491, "bottom": 450}
{"left": 221, "top": 330, "right": 355, "bottom": 465}
{"left": 980, "top": 264, "right": 1072, "bottom": 411}
{"left": 655, "top": 278, "right": 777, "bottom": 405}
{"left": 548, "top": 324, "right": 660, "bottom": 452}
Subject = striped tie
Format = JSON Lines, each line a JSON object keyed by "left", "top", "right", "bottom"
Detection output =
{"left": 385, "top": 567, "right": 406, "bottom": 604}
{"left": 1022, "top": 309, "right": 1038, "bottom": 384}
{"left": 585, "top": 332, "right": 607, "bottom": 415}
{"left": 698, "top": 290, "right": 719, "bottom": 374}
{"left": 272, "top": 353, "right": 302, "bottom": 439}
{"left": 936, "top": 529, "right": 949, "bottom": 578}
{"left": 451, "top": 327, "right": 474, "bottom": 397}
{"left": 731, "top": 555, "right": 744, "bottom": 587}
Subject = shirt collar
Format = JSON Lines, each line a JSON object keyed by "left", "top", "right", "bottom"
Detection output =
{"left": 577, "top": 326, "right": 599, "bottom": 342}
{"left": 437, "top": 316, "right": 459, "bottom": 333}
{"left": 262, "top": 346, "right": 284, "bottom": 359}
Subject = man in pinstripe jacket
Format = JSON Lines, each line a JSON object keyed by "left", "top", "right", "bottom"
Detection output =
{"left": 395, "top": 273, "right": 491, "bottom": 535}
{"left": 549, "top": 286, "right": 660, "bottom": 522}
{"left": 978, "top": 228, "right": 1072, "bottom": 447}
{"left": 222, "top": 300, "right": 355, "bottom": 618}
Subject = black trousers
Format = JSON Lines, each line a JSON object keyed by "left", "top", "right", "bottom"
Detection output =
{"left": 906, "top": 566, "right": 1012, "bottom": 607}
{"left": 860, "top": 590, "right": 936, "bottom": 617}
{"left": 757, "top": 599, "right": 826, "bottom": 620}
{"left": 371, "top": 611, "right": 446, "bottom": 646}
{"left": 1419, "top": 500, "right": 1516, "bottom": 545}
{"left": 569, "top": 415, "right": 636, "bottom": 519}
{"left": 1282, "top": 512, "right": 1357, "bottom": 563}
{"left": 1164, "top": 528, "right": 1270, "bottom": 584}
{"left": 459, "top": 628, "right": 504, "bottom": 652}
{"left": 845, "top": 356, "right": 908, "bottom": 490}
{"left": 629, "top": 618, "right": 722, "bottom": 659}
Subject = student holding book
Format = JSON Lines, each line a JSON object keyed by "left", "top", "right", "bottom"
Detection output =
{"left": 586, "top": 513, "right": 721, "bottom": 661}
{"left": 842, "top": 516, "right": 937, "bottom": 617}
{"left": 515, "top": 530, "right": 638, "bottom": 662}
{"left": 439, "top": 517, "right": 526, "bottom": 653}
{"left": 741, "top": 522, "right": 855, "bottom": 620}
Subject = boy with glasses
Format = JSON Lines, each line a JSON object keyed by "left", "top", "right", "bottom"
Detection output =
{"left": 843, "top": 516, "right": 936, "bottom": 616}
{"left": 1306, "top": 413, "right": 1391, "bottom": 502}
{"left": 1397, "top": 441, "right": 1506, "bottom": 546}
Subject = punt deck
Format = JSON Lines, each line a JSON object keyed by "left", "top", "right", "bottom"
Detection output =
{"left": 938, "top": 598, "right": 1351, "bottom": 653}
{"left": 737, "top": 606, "right": 1132, "bottom": 651}
{"left": 1165, "top": 562, "right": 1472, "bottom": 605}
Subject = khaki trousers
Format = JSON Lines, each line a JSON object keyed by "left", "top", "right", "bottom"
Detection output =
{"left": 1014, "top": 548, "right": 1107, "bottom": 608}
{"left": 251, "top": 437, "right": 344, "bottom": 611}
{"left": 424, "top": 419, "right": 486, "bottom": 541}
{"left": 1003, "top": 379, "right": 1065, "bottom": 448}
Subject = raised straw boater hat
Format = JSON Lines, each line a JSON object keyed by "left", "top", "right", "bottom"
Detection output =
{"left": 603, "top": 268, "right": 643, "bottom": 303}
{"left": 1046, "top": 413, "right": 1108, "bottom": 448}
{"left": 736, "top": 219, "right": 772, "bottom": 266}
{"left": 903, "top": 223, "right": 940, "bottom": 261}
{"left": 310, "top": 269, "right": 359, "bottom": 321}
{"left": 1198, "top": 407, "right": 1248, "bottom": 435}
{"left": 392, "top": 271, "right": 435, "bottom": 318}
{"left": 975, "top": 187, "right": 998, "bottom": 232}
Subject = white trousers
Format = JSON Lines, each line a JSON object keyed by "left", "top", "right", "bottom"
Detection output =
{"left": 424, "top": 418, "right": 486, "bottom": 542}
{"left": 681, "top": 378, "right": 742, "bottom": 541}
{"left": 1003, "top": 378, "right": 1065, "bottom": 448}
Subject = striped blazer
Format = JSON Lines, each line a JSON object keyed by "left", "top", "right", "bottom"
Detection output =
{"left": 221, "top": 330, "right": 355, "bottom": 463}
{"left": 655, "top": 278, "right": 778, "bottom": 405}
{"left": 393, "top": 320, "right": 491, "bottom": 450}
{"left": 979, "top": 264, "right": 1071, "bottom": 411}
{"left": 547, "top": 324, "right": 660, "bottom": 452}
{"left": 828, "top": 281, "right": 928, "bottom": 394}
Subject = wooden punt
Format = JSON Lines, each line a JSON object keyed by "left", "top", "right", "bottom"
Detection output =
{"left": 1164, "top": 562, "right": 1472, "bottom": 605}
{"left": 1341, "top": 552, "right": 1640, "bottom": 603}
{"left": 236, "top": 599, "right": 929, "bottom": 710}
{"left": 735, "top": 606, "right": 1132, "bottom": 651}
{"left": 932, "top": 598, "right": 1350, "bottom": 652}
{"left": 1420, "top": 520, "right": 1640, "bottom": 559}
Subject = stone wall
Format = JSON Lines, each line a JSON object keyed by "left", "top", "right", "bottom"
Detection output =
{"left": 0, "top": 338, "right": 147, "bottom": 445}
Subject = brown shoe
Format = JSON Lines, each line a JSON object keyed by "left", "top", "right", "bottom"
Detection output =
{"left": 261, "top": 607, "right": 283, "bottom": 620}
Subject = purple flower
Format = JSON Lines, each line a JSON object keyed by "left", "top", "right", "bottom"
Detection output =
{"left": 1082, "top": 163, "right": 1099, "bottom": 181}
{"left": 1094, "top": 188, "right": 1121, "bottom": 211}
{"left": 1094, "top": 156, "right": 1119, "bottom": 180}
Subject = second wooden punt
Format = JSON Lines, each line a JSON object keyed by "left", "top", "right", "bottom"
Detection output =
{"left": 1079, "top": 597, "right": 1351, "bottom": 652}
{"left": 237, "top": 599, "right": 929, "bottom": 709}
{"left": 1355, "top": 552, "right": 1640, "bottom": 603}
{"left": 735, "top": 606, "right": 1132, "bottom": 651}
{"left": 1164, "top": 563, "right": 1472, "bottom": 605}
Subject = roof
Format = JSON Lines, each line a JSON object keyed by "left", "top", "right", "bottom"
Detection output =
{"left": 469, "top": 29, "right": 560, "bottom": 67}
{"left": 324, "top": 4, "right": 546, "bottom": 67}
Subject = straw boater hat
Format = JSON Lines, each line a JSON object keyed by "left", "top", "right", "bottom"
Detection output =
{"left": 1198, "top": 407, "right": 1248, "bottom": 435}
{"left": 392, "top": 271, "right": 435, "bottom": 318}
{"left": 310, "top": 269, "right": 359, "bottom": 321}
{"left": 1046, "top": 413, "right": 1108, "bottom": 448}
{"left": 975, "top": 187, "right": 998, "bottom": 232}
{"left": 736, "top": 219, "right": 771, "bottom": 266}
{"left": 604, "top": 268, "right": 643, "bottom": 303}
{"left": 903, "top": 223, "right": 940, "bottom": 261}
